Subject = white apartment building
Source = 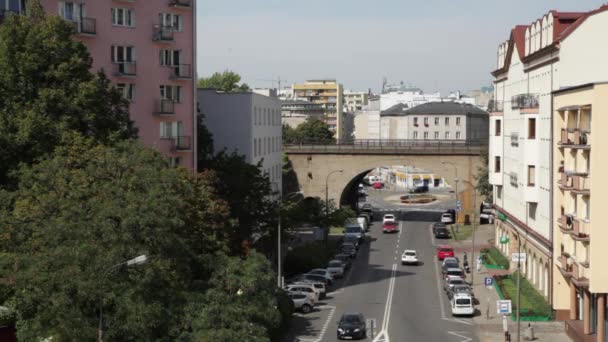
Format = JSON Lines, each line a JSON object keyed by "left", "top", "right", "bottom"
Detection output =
{"left": 489, "top": 5, "right": 608, "bottom": 304}
{"left": 344, "top": 90, "right": 369, "bottom": 112}
{"left": 353, "top": 98, "right": 380, "bottom": 140}
{"left": 197, "top": 90, "right": 283, "bottom": 191}
{"left": 380, "top": 89, "right": 475, "bottom": 111}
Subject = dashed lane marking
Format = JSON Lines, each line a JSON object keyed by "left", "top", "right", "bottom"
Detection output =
{"left": 447, "top": 331, "right": 474, "bottom": 342}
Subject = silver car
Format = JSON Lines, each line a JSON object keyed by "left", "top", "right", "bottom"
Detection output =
{"left": 444, "top": 276, "right": 467, "bottom": 293}
{"left": 327, "top": 260, "right": 345, "bottom": 278}
{"left": 288, "top": 292, "right": 314, "bottom": 314}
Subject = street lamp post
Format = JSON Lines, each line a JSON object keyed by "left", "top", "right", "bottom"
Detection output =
{"left": 457, "top": 179, "right": 477, "bottom": 287}
{"left": 325, "top": 170, "right": 343, "bottom": 245}
{"left": 274, "top": 184, "right": 303, "bottom": 288}
{"left": 98, "top": 254, "right": 148, "bottom": 342}
{"left": 442, "top": 161, "right": 459, "bottom": 228}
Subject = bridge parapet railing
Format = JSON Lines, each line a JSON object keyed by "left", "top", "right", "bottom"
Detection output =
{"left": 283, "top": 139, "right": 488, "bottom": 154}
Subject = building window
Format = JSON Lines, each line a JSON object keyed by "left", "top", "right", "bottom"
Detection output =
{"left": 445, "top": 131, "right": 450, "bottom": 139}
{"left": 424, "top": 117, "right": 429, "bottom": 126}
{"left": 253, "top": 139, "right": 257, "bottom": 157}
{"left": 423, "top": 132, "right": 429, "bottom": 139}
{"left": 456, "top": 117, "right": 461, "bottom": 126}
{"left": 160, "top": 121, "right": 180, "bottom": 138}
{"left": 413, "top": 117, "right": 419, "bottom": 126}
{"left": 159, "top": 13, "right": 182, "bottom": 31}
{"left": 509, "top": 172, "right": 518, "bottom": 187}
{"left": 434, "top": 131, "right": 439, "bottom": 139}
{"left": 434, "top": 117, "right": 439, "bottom": 125}
{"left": 111, "top": 7, "right": 135, "bottom": 27}
{"left": 527, "top": 165, "right": 536, "bottom": 186}
{"left": 413, "top": 131, "right": 418, "bottom": 139}
{"left": 495, "top": 119, "right": 502, "bottom": 136}
{"left": 111, "top": 45, "right": 135, "bottom": 62}
{"left": 445, "top": 117, "right": 450, "bottom": 126}
{"left": 160, "top": 49, "right": 182, "bottom": 66}
{"left": 58, "top": 2, "right": 83, "bottom": 21}
{"left": 1, "top": 0, "right": 24, "bottom": 12}
{"left": 496, "top": 186, "right": 502, "bottom": 200}
{"left": 494, "top": 156, "right": 501, "bottom": 173}
{"left": 116, "top": 83, "right": 135, "bottom": 101}
{"left": 160, "top": 85, "right": 182, "bottom": 102}
{"left": 169, "top": 156, "right": 182, "bottom": 167}
{"left": 456, "top": 131, "right": 461, "bottom": 139}
{"left": 528, "top": 202, "right": 537, "bottom": 220}
{"left": 528, "top": 118, "right": 536, "bottom": 139}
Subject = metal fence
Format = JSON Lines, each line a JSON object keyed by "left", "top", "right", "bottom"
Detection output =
{"left": 284, "top": 139, "right": 488, "bottom": 154}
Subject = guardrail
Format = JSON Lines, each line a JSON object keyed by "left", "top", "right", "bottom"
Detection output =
{"left": 284, "top": 139, "right": 488, "bottom": 154}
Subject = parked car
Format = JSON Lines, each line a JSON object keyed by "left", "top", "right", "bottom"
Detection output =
{"left": 284, "top": 284, "right": 319, "bottom": 303}
{"left": 451, "top": 293, "right": 474, "bottom": 316}
{"left": 340, "top": 245, "right": 357, "bottom": 258}
{"left": 334, "top": 254, "right": 353, "bottom": 269}
{"left": 357, "top": 216, "right": 369, "bottom": 232}
{"left": 447, "top": 284, "right": 474, "bottom": 300}
{"left": 308, "top": 269, "right": 334, "bottom": 282}
{"left": 444, "top": 276, "right": 467, "bottom": 293}
{"left": 442, "top": 259, "right": 460, "bottom": 275}
{"left": 444, "top": 268, "right": 465, "bottom": 282}
{"left": 382, "top": 214, "right": 396, "bottom": 224}
{"left": 326, "top": 260, "right": 345, "bottom": 279}
{"left": 437, "top": 245, "right": 455, "bottom": 260}
{"left": 358, "top": 213, "right": 372, "bottom": 226}
{"left": 480, "top": 211, "right": 495, "bottom": 224}
{"left": 288, "top": 292, "right": 314, "bottom": 314}
{"left": 442, "top": 256, "right": 460, "bottom": 266}
{"left": 401, "top": 250, "right": 419, "bottom": 265}
{"left": 434, "top": 227, "right": 450, "bottom": 239}
{"left": 441, "top": 213, "right": 453, "bottom": 224}
{"left": 431, "top": 222, "right": 447, "bottom": 233}
{"left": 337, "top": 312, "right": 367, "bottom": 340}
{"left": 342, "top": 238, "right": 359, "bottom": 250}
{"left": 298, "top": 274, "right": 332, "bottom": 287}
{"left": 292, "top": 280, "right": 326, "bottom": 299}
{"left": 409, "top": 185, "right": 429, "bottom": 193}
{"left": 360, "top": 204, "right": 373, "bottom": 215}
{"left": 383, "top": 221, "right": 398, "bottom": 234}
{"left": 344, "top": 224, "right": 365, "bottom": 243}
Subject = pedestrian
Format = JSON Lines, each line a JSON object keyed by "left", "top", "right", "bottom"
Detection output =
{"left": 476, "top": 256, "right": 482, "bottom": 272}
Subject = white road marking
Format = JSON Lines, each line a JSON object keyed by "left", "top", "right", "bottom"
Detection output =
{"left": 372, "top": 330, "right": 390, "bottom": 342}
{"left": 447, "top": 331, "right": 473, "bottom": 341}
{"left": 293, "top": 305, "right": 336, "bottom": 342}
{"left": 433, "top": 253, "right": 448, "bottom": 319}
{"left": 381, "top": 264, "right": 397, "bottom": 331}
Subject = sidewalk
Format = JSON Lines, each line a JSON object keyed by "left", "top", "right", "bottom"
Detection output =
{"left": 452, "top": 224, "right": 570, "bottom": 342}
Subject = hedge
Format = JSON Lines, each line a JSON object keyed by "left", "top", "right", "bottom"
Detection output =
{"left": 494, "top": 272, "right": 553, "bottom": 320}
{"left": 481, "top": 247, "right": 510, "bottom": 269}
{"left": 283, "top": 240, "right": 341, "bottom": 278}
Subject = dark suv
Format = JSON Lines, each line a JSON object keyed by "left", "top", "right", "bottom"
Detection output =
{"left": 409, "top": 185, "right": 429, "bottom": 193}
{"left": 337, "top": 312, "right": 366, "bottom": 340}
{"left": 434, "top": 227, "right": 450, "bottom": 239}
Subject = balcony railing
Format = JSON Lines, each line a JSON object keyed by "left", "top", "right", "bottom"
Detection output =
{"left": 487, "top": 99, "right": 504, "bottom": 113}
{"left": 558, "top": 215, "right": 574, "bottom": 234}
{"left": 113, "top": 61, "right": 137, "bottom": 77}
{"left": 557, "top": 254, "right": 574, "bottom": 277}
{"left": 559, "top": 172, "right": 573, "bottom": 190}
{"left": 511, "top": 94, "right": 539, "bottom": 110}
{"left": 571, "top": 263, "right": 589, "bottom": 287}
{"left": 154, "top": 99, "right": 175, "bottom": 116}
{"left": 169, "top": 0, "right": 192, "bottom": 7}
{"left": 572, "top": 175, "right": 590, "bottom": 194}
{"left": 170, "top": 64, "right": 191, "bottom": 79}
{"left": 73, "top": 17, "right": 96, "bottom": 35}
{"left": 572, "top": 218, "right": 590, "bottom": 242}
{"left": 175, "top": 136, "right": 191, "bottom": 151}
{"left": 153, "top": 25, "right": 174, "bottom": 42}
{"left": 559, "top": 128, "right": 590, "bottom": 148}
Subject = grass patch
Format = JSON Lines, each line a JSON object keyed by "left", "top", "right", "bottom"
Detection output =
{"left": 450, "top": 224, "right": 474, "bottom": 241}
{"left": 283, "top": 240, "right": 341, "bottom": 278}
{"left": 329, "top": 226, "right": 344, "bottom": 236}
{"left": 495, "top": 271, "right": 552, "bottom": 318}
{"left": 481, "top": 247, "right": 510, "bottom": 269}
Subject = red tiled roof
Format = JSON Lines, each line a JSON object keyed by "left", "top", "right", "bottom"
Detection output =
{"left": 557, "top": 5, "right": 608, "bottom": 43}
{"left": 512, "top": 25, "right": 527, "bottom": 60}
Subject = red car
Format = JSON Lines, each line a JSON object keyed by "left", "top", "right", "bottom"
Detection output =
{"left": 437, "top": 245, "right": 455, "bottom": 260}
{"left": 383, "top": 221, "right": 398, "bottom": 233}
{"left": 372, "top": 182, "right": 384, "bottom": 189}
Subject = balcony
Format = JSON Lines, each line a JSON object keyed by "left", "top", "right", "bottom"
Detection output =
{"left": 73, "top": 18, "right": 96, "bottom": 36}
{"left": 487, "top": 99, "right": 504, "bottom": 113}
{"left": 558, "top": 172, "right": 573, "bottom": 190}
{"left": 170, "top": 64, "right": 191, "bottom": 79}
{"left": 557, "top": 254, "right": 574, "bottom": 278}
{"left": 174, "top": 136, "right": 192, "bottom": 151}
{"left": 511, "top": 94, "right": 539, "bottom": 112}
{"left": 571, "top": 175, "right": 590, "bottom": 195}
{"left": 558, "top": 128, "right": 590, "bottom": 149}
{"left": 153, "top": 25, "right": 174, "bottom": 42}
{"left": 113, "top": 61, "right": 137, "bottom": 77}
{"left": 169, "top": 0, "right": 192, "bottom": 7}
{"left": 154, "top": 99, "right": 175, "bottom": 116}
{"left": 571, "top": 262, "right": 589, "bottom": 287}
{"left": 572, "top": 219, "right": 590, "bottom": 242}
{"left": 510, "top": 132, "right": 519, "bottom": 146}
{"left": 558, "top": 215, "right": 574, "bottom": 235}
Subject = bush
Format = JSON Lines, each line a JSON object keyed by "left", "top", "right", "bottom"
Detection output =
{"left": 481, "top": 247, "right": 510, "bottom": 269}
{"left": 283, "top": 240, "right": 340, "bottom": 277}
{"left": 271, "top": 289, "right": 295, "bottom": 342}
{"left": 495, "top": 272, "right": 552, "bottom": 318}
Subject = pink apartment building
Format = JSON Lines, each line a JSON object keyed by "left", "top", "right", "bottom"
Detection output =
{"left": 26, "top": 0, "right": 197, "bottom": 170}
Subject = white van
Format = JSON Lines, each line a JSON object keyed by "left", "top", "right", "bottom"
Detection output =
{"left": 451, "top": 293, "right": 474, "bottom": 316}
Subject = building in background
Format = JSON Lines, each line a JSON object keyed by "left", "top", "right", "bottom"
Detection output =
{"left": 198, "top": 89, "right": 283, "bottom": 190}
{"left": 344, "top": 90, "right": 369, "bottom": 112}
{"left": 281, "top": 100, "right": 325, "bottom": 128}
{"left": 380, "top": 166, "right": 448, "bottom": 189}
{"left": 353, "top": 98, "right": 380, "bottom": 140}
{"left": 38, "top": 0, "right": 197, "bottom": 170}
{"left": 378, "top": 102, "right": 488, "bottom": 141}
{"left": 292, "top": 80, "right": 345, "bottom": 139}
{"left": 552, "top": 83, "right": 606, "bottom": 341}
{"left": 489, "top": 5, "right": 608, "bottom": 318}
{"left": 253, "top": 88, "right": 278, "bottom": 98}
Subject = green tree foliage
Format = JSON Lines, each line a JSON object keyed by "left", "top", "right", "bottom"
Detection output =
{"left": 474, "top": 149, "right": 493, "bottom": 203}
{"left": 282, "top": 119, "right": 335, "bottom": 144}
{"left": 197, "top": 70, "right": 250, "bottom": 92}
{"left": 4, "top": 137, "right": 230, "bottom": 340}
{"left": 0, "top": 2, "right": 136, "bottom": 187}
{"left": 191, "top": 252, "right": 281, "bottom": 342}
{"left": 281, "top": 154, "right": 300, "bottom": 195}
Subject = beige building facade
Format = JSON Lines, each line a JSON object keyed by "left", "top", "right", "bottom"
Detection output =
{"left": 292, "top": 80, "right": 346, "bottom": 140}
{"left": 552, "top": 83, "right": 607, "bottom": 341}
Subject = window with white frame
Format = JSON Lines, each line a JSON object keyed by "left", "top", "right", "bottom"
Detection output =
{"left": 434, "top": 117, "right": 439, "bottom": 125}
{"left": 58, "top": 2, "right": 84, "bottom": 22}
{"left": 1, "top": 0, "right": 25, "bottom": 12}
{"left": 445, "top": 131, "right": 450, "bottom": 139}
{"left": 159, "top": 12, "right": 182, "bottom": 31}
{"left": 413, "top": 131, "right": 418, "bottom": 139}
{"left": 160, "top": 49, "right": 182, "bottom": 66}
{"left": 445, "top": 117, "right": 450, "bottom": 125}
{"left": 116, "top": 83, "right": 135, "bottom": 101}
{"left": 456, "top": 131, "right": 461, "bottom": 139}
{"left": 456, "top": 117, "right": 461, "bottom": 126}
{"left": 434, "top": 131, "right": 439, "bottom": 139}
{"left": 423, "top": 132, "right": 429, "bottom": 139}
{"left": 111, "top": 45, "right": 135, "bottom": 62}
{"left": 111, "top": 7, "right": 134, "bottom": 27}
{"left": 160, "top": 121, "right": 180, "bottom": 138}
{"left": 160, "top": 85, "right": 182, "bottom": 102}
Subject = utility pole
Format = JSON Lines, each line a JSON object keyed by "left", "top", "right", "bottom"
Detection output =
{"left": 459, "top": 179, "right": 477, "bottom": 287}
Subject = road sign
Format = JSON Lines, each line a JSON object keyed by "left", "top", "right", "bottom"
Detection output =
{"left": 456, "top": 200, "right": 462, "bottom": 212}
{"left": 497, "top": 299, "right": 512, "bottom": 315}
{"left": 366, "top": 318, "right": 377, "bottom": 338}
{"left": 511, "top": 252, "right": 527, "bottom": 263}
{"left": 484, "top": 276, "right": 494, "bottom": 288}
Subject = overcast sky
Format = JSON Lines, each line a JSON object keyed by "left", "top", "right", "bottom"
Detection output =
{"left": 197, "top": 1, "right": 606, "bottom": 94}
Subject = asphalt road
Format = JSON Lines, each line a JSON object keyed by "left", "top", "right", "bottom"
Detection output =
{"left": 288, "top": 194, "right": 479, "bottom": 342}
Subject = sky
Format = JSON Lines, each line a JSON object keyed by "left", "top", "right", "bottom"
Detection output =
{"left": 197, "top": 0, "right": 607, "bottom": 94}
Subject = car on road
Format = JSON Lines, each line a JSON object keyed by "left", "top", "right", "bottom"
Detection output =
{"left": 437, "top": 245, "right": 455, "bottom": 260}
{"left": 451, "top": 293, "right": 474, "bottom": 316}
{"left": 382, "top": 214, "right": 396, "bottom": 224}
{"left": 409, "top": 185, "right": 429, "bottom": 193}
{"left": 382, "top": 220, "right": 398, "bottom": 233}
{"left": 447, "top": 284, "right": 474, "bottom": 300}
{"left": 360, "top": 203, "right": 373, "bottom": 213}
{"left": 337, "top": 312, "right": 366, "bottom": 340}
{"left": 284, "top": 284, "right": 319, "bottom": 303}
{"left": 340, "top": 245, "right": 357, "bottom": 258}
{"left": 334, "top": 254, "right": 353, "bottom": 269}
{"left": 434, "top": 226, "right": 450, "bottom": 239}
{"left": 444, "top": 276, "right": 467, "bottom": 293}
{"left": 288, "top": 292, "right": 314, "bottom": 314}
{"left": 401, "top": 250, "right": 419, "bottom": 265}
{"left": 444, "top": 268, "right": 465, "bottom": 282}
{"left": 441, "top": 213, "right": 453, "bottom": 224}
{"left": 327, "top": 260, "right": 345, "bottom": 278}
{"left": 372, "top": 182, "right": 384, "bottom": 189}
{"left": 431, "top": 222, "right": 447, "bottom": 234}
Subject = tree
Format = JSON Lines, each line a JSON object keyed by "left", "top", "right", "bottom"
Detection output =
{"left": 0, "top": 2, "right": 136, "bottom": 188}
{"left": 474, "top": 149, "right": 493, "bottom": 203}
{"left": 4, "top": 137, "right": 230, "bottom": 340}
{"left": 282, "top": 124, "right": 297, "bottom": 144}
{"left": 284, "top": 118, "right": 335, "bottom": 144}
{"left": 198, "top": 70, "right": 250, "bottom": 92}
